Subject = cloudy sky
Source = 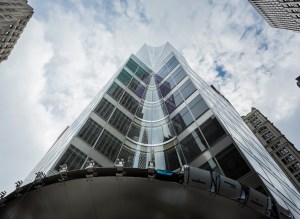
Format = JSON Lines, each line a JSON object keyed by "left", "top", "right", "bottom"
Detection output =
{"left": 0, "top": 0, "right": 300, "bottom": 193}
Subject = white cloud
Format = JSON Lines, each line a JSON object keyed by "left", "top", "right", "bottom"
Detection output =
{"left": 1, "top": 0, "right": 300, "bottom": 193}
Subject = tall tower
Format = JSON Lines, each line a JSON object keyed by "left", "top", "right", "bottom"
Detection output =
{"left": 1, "top": 43, "right": 300, "bottom": 219}
{"left": 249, "top": 0, "right": 300, "bottom": 32}
{"left": 243, "top": 108, "right": 300, "bottom": 191}
{"left": 0, "top": 0, "right": 33, "bottom": 62}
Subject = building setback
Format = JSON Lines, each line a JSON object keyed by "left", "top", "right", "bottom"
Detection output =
{"left": 249, "top": 0, "right": 300, "bottom": 32}
{"left": 0, "top": 0, "right": 33, "bottom": 63}
{"left": 1, "top": 43, "right": 300, "bottom": 218}
{"left": 243, "top": 107, "right": 300, "bottom": 191}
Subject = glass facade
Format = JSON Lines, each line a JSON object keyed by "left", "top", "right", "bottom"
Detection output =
{"left": 24, "top": 43, "right": 300, "bottom": 218}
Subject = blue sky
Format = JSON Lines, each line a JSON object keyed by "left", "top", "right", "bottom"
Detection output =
{"left": 0, "top": 0, "right": 300, "bottom": 193}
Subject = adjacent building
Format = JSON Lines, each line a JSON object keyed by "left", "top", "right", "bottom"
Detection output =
{"left": 249, "top": 0, "right": 300, "bottom": 32}
{"left": 0, "top": 0, "right": 33, "bottom": 62}
{"left": 243, "top": 107, "right": 300, "bottom": 191}
{"left": 1, "top": 43, "right": 300, "bottom": 218}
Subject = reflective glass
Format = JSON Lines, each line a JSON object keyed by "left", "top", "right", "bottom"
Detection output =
{"left": 180, "top": 128, "right": 207, "bottom": 163}
{"left": 128, "top": 78, "right": 145, "bottom": 98}
{"left": 165, "top": 90, "right": 184, "bottom": 114}
{"left": 118, "top": 145, "right": 135, "bottom": 167}
{"left": 172, "top": 107, "right": 194, "bottom": 135}
{"left": 200, "top": 117, "right": 226, "bottom": 146}
{"left": 94, "top": 98, "right": 115, "bottom": 121}
{"left": 117, "top": 69, "right": 132, "bottom": 86}
{"left": 77, "top": 118, "right": 103, "bottom": 146}
{"left": 180, "top": 80, "right": 196, "bottom": 99}
{"left": 94, "top": 129, "right": 121, "bottom": 161}
{"left": 216, "top": 144, "right": 251, "bottom": 180}
{"left": 108, "top": 108, "right": 131, "bottom": 135}
{"left": 167, "top": 56, "right": 179, "bottom": 73}
{"left": 107, "top": 82, "right": 124, "bottom": 102}
{"left": 156, "top": 65, "right": 169, "bottom": 81}
{"left": 126, "top": 59, "right": 138, "bottom": 73}
{"left": 135, "top": 66, "right": 149, "bottom": 82}
{"left": 54, "top": 145, "right": 87, "bottom": 171}
{"left": 128, "top": 123, "right": 141, "bottom": 142}
{"left": 119, "top": 92, "right": 139, "bottom": 114}
{"left": 164, "top": 147, "right": 180, "bottom": 170}
{"left": 172, "top": 67, "right": 186, "bottom": 84}
{"left": 188, "top": 95, "right": 209, "bottom": 120}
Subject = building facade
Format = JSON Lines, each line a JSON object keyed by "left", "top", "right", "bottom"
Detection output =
{"left": 243, "top": 108, "right": 300, "bottom": 191}
{"left": 11, "top": 43, "right": 299, "bottom": 217}
{"left": 0, "top": 0, "right": 33, "bottom": 62}
{"left": 249, "top": 0, "right": 300, "bottom": 32}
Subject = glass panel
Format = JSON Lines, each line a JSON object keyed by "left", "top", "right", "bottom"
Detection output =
{"left": 117, "top": 69, "right": 132, "bottom": 86}
{"left": 216, "top": 144, "right": 251, "bottom": 180}
{"left": 135, "top": 66, "right": 149, "bottom": 82}
{"left": 188, "top": 95, "right": 209, "bottom": 120}
{"left": 200, "top": 159, "right": 221, "bottom": 176}
{"left": 172, "top": 107, "right": 194, "bottom": 135}
{"left": 159, "top": 78, "right": 176, "bottom": 97}
{"left": 180, "top": 128, "right": 208, "bottom": 163}
{"left": 165, "top": 90, "right": 184, "bottom": 114}
{"left": 108, "top": 108, "right": 131, "bottom": 135}
{"left": 164, "top": 147, "right": 180, "bottom": 170}
{"left": 179, "top": 80, "right": 196, "bottom": 99}
{"left": 128, "top": 78, "right": 146, "bottom": 98}
{"left": 107, "top": 82, "right": 124, "bottom": 102}
{"left": 54, "top": 145, "right": 87, "bottom": 171}
{"left": 156, "top": 65, "right": 169, "bottom": 82}
{"left": 94, "top": 98, "right": 115, "bottom": 121}
{"left": 172, "top": 67, "right": 186, "bottom": 84}
{"left": 119, "top": 92, "right": 139, "bottom": 114}
{"left": 126, "top": 59, "right": 138, "bottom": 73}
{"left": 128, "top": 123, "right": 141, "bottom": 142}
{"left": 200, "top": 117, "right": 226, "bottom": 146}
{"left": 167, "top": 56, "right": 179, "bottom": 73}
{"left": 77, "top": 118, "right": 103, "bottom": 146}
{"left": 118, "top": 145, "right": 135, "bottom": 167}
{"left": 94, "top": 130, "right": 122, "bottom": 162}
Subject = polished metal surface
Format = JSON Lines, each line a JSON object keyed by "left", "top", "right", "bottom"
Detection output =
{"left": 0, "top": 176, "right": 269, "bottom": 219}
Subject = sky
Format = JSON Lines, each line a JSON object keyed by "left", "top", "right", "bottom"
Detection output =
{"left": 0, "top": 0, "right": 300, "bottom": 193}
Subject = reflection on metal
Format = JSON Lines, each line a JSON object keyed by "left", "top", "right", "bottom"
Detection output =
{"left": 0, "top": 167, "right": 273, "bottom": 219}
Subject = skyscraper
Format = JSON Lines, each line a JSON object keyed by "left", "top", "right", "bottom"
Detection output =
{"left": 249, "top": 0, "right": 300, "bottom": 32}
{"left": 0, "top": 0, "right": 33, "bottom": 63}
{"left": 243, "top": 107, "right": 300, "bottom": 191}
{"left": 1, "top": 43, "right": 300, "bottom": 218}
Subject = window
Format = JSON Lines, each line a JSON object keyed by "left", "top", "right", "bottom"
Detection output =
{"left": 180, "top": 128, "right": 207, "bottom": 163}
{"left": 258, "top": 126, "right": 268, "bottom": 135}
{"left": 188, "top": 95, "right": 209, "bottom": 120}
{"left": 288, "top": 162, "right": 300, "bottom": 174}
{"left": 94, "top": 130, "right": 122, "bottom": 161}
{"left": 295, "top": 173, "right": 300, "bottom": 182}
{"left": 166, "top": 56, "right": 179, "bottom": 73}
{"left": 164, "top": 148, "right": 180, "bottom": 170}
{"left": 165, "top": 90, "right": 184, "bottom": 114}
{"left": 216, "top": 144, "right": 251, "bottom": 180}
{"left": 172, "top": 67, "right": 186, "bottom": 84}
{"left": 159, "top": 78, "right": 176, "bottom": 97}
{"left": 172, "top": 107, "right": 194, "bottom": 135}
{"left": 179, "top": 80, "right": 196, "bottom": 99}
{"left": 282, "top": 155, "right": 295, "bottom": 165}
{"left": 94, "top": 98, "right": 115, "bottom": 121}
{"left": 117, "top": 69, "right": 132, "bottom": 86}
{"left": 54, "top": 145, "right": 87, "bottom": 171}
{"left": 200, "top": 117, "right": 226, "bottom": 146}
{"left": 119, "top": 92, "right": 139, "bottom": 114}
{"left": 77, "top": 118, "right": 103, "bottom": 146}
{"left": 135, "top": 66, "right": 149, "bottom": 82}
{"left": 117, "top": 146, "right": 135, "bottom": 167}
{"left": 128, "top": 78, "right": 145, "bottom": 98}
{"left": 200, "top": 159, "right": 221, "bottom": 175}
{"left": 107, "top": 82, "right": 124, "bottom": 102}
{"left": 126, "top": 59, "right": 139, "bottom": 73}
{"left": 276, "top": 148, "right": 289, "bottom": 157}
{"left": 108, "top": 108, "right": 131, "bottom": 135}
